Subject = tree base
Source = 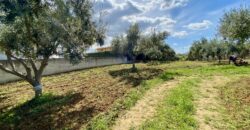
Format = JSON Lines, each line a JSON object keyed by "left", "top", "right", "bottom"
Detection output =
{"left": 131, "top": 66, "right": 137, "bottom": 72}
{"left": 33, "top": 84, "right": 43, "bottom": 98}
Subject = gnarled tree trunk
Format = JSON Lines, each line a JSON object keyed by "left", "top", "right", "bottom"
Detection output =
{"left": 0, "top": 53, "right": 49, "bottom": 98}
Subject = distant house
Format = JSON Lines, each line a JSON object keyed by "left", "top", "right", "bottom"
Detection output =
{"left": 96, "top": 47, "right": 112, "bottom": 52}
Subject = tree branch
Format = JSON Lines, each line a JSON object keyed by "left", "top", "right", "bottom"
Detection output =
{"left": 29, "top": 59, "right": 38, "bottom": 74}
{"left": 0, "top": 63, "right": 27, "bottom": 79}
{"left": 6, "top": 53, "right": 16, "bottom": 71}
{"left": 9, "top": 54, "right": 33, "bottom": 81}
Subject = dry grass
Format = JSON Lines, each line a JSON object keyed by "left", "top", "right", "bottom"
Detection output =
{"left": 219, "top": 77, "right": 250, "bottom": 130}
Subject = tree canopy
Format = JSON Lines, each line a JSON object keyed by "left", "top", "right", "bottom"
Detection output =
{"left": 111, "top": 26, "right": 176, "bottom": 62}
{"left": 136, "top": 31, "right": 176, "bottom": 61}
{"left": 219, "top": 7, "right": 250, "bottom": 44}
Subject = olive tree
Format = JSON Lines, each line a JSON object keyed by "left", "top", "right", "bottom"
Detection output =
{"left": 126, "top": 23, "right": 140, "bottom": 71}
{"left": 0, "top": 0, "right": 104, "bottom": 97}
{"left": 137, "top": 31, "right": 176, "bottom": 61}
{"left": 188, "top": 38, "right": 209, "bottom": 61}
{"left": 211, "top": 39, "right": 225, "bottom": 63}
{"left": 219, "top": 7, "right": 250, "bottom": 57}
{"left": 111, "top": 22, "right": 177, "bottom": 64}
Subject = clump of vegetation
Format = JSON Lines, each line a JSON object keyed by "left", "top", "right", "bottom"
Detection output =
{"left": 188, "top": 37, "right": 250, "bottom": 62}
{"left": 111, "top": 25, "right": 177, "bottom": 64}
{"left": 188, "top": 38, "right": 227, "bottom": 62}
{"left": 136, "top": 31, "right": 177, "bottom": 61}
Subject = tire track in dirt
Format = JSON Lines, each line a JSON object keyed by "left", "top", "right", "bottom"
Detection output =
{"left": 195, "top": 76, "right": 229, "bottom": 130}
{"left": 111, "top": 79, "right": 182, "bottom": 130}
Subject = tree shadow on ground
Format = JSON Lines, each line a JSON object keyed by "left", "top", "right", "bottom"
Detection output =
{"left": 109, "top": 68, "right": 164, "bottom": 87}
{"left": 0, "top": 92, "right": 95, "bottom": 130}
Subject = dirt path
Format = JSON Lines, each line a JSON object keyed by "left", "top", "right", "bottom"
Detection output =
{"left": 111, "top": 79, "right": 181, "bottom": 130}
{"left": 195, "top": 76, "right": 229, "bottom": 130}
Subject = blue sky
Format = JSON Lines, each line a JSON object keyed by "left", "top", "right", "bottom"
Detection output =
{"left": 90, "top": 0, "right": 249, "bottom": 54}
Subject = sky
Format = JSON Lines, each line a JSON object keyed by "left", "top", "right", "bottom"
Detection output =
{"left": 89, "top": 0, "right": 249, "bottom": 54}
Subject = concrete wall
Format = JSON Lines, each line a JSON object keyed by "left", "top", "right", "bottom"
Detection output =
{"left": 0, "top": 57, "right": 127, "bottom": 84}
{"left": 0, "top": 54, "right": 6, "bottom": 60}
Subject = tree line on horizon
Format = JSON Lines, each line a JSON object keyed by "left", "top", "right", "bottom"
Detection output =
{"left": 187, "top": 37, "right": 250, "bottom": 62}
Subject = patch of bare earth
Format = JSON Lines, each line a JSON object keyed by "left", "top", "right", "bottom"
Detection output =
{"left": 195, "top": 76, "right": 229, "bottom": 130}
{"left": 111, "top": 78, "right": 181, "bottom": 130}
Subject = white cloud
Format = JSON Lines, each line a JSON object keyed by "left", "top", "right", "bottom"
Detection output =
{"left": 93, "top": 0, "right": 190, "bottom": 37}
{"left": 161, "top": 0, "right": 189, "bottom": 10}
{"left": 128, "top": 0, "right": 189, "bottom": 11}
{"left": 184, "top": 20, "right": 212, "bottom": 30}
{"left": 122, "top": 15, "right": 176, "bottom": 34}
{"left": 122, "top": 15, "right": 176, "bottom": 25}
{"left": 172, "top": 31, "right": 188, "bottom": 38}
{"left": 98, "top": 0, "right": 189, "bottom": 11}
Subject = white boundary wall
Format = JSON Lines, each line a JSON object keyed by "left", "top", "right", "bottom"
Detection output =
{"left": 0, "top": 57, "right": 127, "bottom": 84}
